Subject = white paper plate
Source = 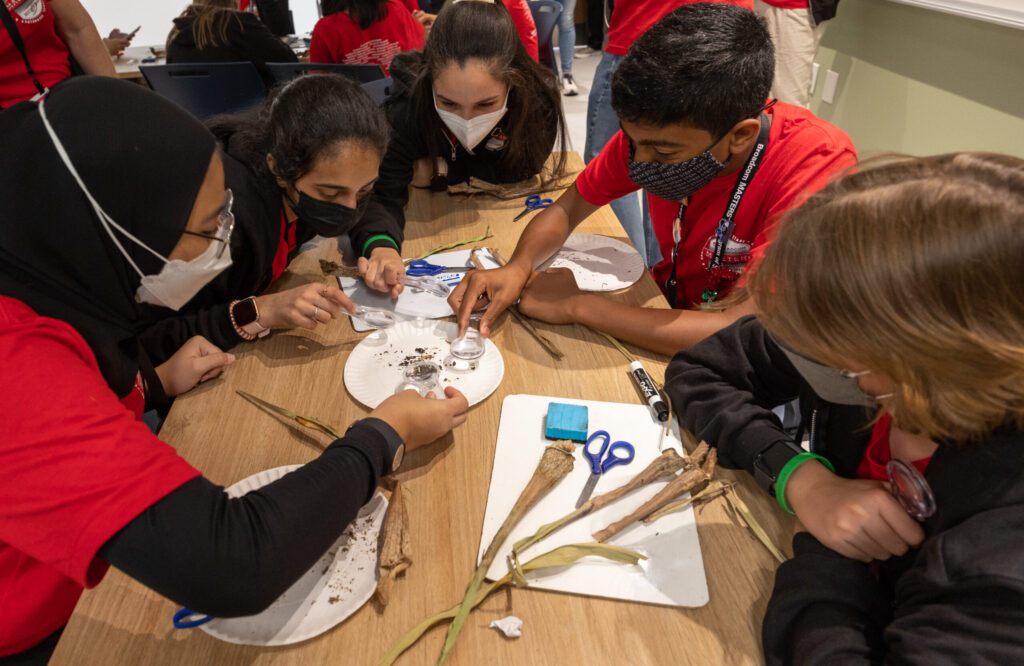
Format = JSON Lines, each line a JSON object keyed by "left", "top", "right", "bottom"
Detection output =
{"left": 197, "top": 465, "right": 388, "bottom": 646}
{"left": 343, "top": 320, "right": 504, "bottom": 408}
{"left": 537, "top": 234, "right": 645, "bottom": 292}
{"left": 339, "top": 249, "right": 502, "bottom": 331}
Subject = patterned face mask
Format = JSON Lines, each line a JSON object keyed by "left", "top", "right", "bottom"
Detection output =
{"left": 627, "top": 139, "right": 727, "bottom": 202}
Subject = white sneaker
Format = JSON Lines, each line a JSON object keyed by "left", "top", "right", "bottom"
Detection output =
{"left": 574, "top": 46, "right": 600, "bottom": 59}
{"left": 561, "top": 73, "right": 579, "bottom": 97}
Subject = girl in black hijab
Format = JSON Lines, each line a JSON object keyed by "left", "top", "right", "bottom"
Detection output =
{"left": 0, "top": 76, "right": 468, "bottom": 663}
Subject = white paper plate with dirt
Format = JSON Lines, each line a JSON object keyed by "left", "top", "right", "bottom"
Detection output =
{"left": 343, "top": 320, "right": 504, "bottom": 408}
{"left": 197, "top": 465, "right": 387, "bottom": 646}
{"left": 537, "top": 233, "right": 645, "bottom": 292}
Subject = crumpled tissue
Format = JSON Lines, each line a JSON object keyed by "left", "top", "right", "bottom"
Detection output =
{"left": 488, "top": 615, "right": 523, "bottom": 638}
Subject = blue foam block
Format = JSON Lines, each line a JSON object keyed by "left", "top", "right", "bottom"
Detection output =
{"left": 545, "top": 403, "right": 589, "bottom": 442}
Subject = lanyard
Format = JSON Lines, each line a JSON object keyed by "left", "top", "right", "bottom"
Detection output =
{"left": 0, "top": 2, "right": 46, "bottom": 104}
{"left": 663, "top": 114, "right": 772, "bottom": 307}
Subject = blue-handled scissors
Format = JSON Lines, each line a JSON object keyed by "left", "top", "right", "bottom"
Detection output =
{"left": 405, "top": 259, "right": 472, "bottom": 277}
{"left": 574, "top": 430, "right": 635, "bottom": 508}
{"left": 513, "top": 194, "right": 553, "bottom": 222}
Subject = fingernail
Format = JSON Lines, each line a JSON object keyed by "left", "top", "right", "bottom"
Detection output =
{"left": 227, "top": 354, "right": 236, "bottom": 362}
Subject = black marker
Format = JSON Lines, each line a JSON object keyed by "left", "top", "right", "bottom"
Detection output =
{"left": 629, "top": 361, "right": 669, "bottom": 422}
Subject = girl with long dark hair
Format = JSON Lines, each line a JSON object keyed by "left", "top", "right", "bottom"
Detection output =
{"left": 139, "top": 73, "right": 397, "bottom": 364}
{"left": 357, "top": 0, "right": 569, "bottom": 295}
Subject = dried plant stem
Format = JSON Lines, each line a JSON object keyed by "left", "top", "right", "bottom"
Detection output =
{"left": 643, "top": 480, "right": 734, "bottom": 523}
{"left": 376, "top": 543, "right": 643, "bottom": 666}
{"left": 236, "top": 390, "right": 343, "bottom": 439}
{"left": 375, "top": 481, "right": 412, "bottom": 606}
{"left": 510, "top": 448, "right": 687, "bottom": 562}
{"left": 593, "top": 446, "right": 717, "bottom": 542}
{"left": 437, "top": 441, "right": 575, "bottom": 665}
{"left": 410, "top": 227, "right": 494, "bottom": 262}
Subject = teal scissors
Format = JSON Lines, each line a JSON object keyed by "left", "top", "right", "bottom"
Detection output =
{"left": 513, "top": 195, "right": 553, "bottom": 222}
{"left": 574, "top": 430, "right": 635, "bottom": 508}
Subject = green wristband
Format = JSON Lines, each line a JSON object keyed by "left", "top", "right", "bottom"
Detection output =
{"left": 774, "top": 452, "right": 835, "bottom": 515}
{"left": 362, "top": 234, "right": 398, "bottom": 256}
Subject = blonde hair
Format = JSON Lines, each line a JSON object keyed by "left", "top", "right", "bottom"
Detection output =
{"left": 749, "top": 152, "right": 1024, "bottom": 443}
{"left": 169, "top": 0, "right": 241, "bottom": 51}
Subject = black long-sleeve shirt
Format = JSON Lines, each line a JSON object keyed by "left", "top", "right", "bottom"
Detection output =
{"left": 98, "top": 419, "right": 401, "bottom": 618}
{"left": 664, "top": 316, "right": 1024, "bottom": 664}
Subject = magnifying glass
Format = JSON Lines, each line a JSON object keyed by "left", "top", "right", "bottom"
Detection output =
{"left": 886, "top": 459, "right": 936, "bottom": 521}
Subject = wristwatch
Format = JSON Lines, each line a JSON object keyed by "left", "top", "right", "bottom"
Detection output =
{"left": 752, "top": 440, "right": 804, "bottom": 496}
{"left": 230, "top": 297, "right": 270, "bottom": 340}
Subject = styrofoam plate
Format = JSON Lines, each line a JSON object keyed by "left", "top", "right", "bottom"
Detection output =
{"left": 197, "top": 465, "right": 387, "bottom": 645}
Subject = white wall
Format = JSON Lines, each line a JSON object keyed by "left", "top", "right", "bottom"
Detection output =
{"left": 81, "top": 0, "right": 321, "bottom": 49}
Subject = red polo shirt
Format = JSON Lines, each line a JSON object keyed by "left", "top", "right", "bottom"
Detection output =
{"left": 605, "top": 0, "right": 753, "bottom": 56}
{"left": 0, "top": 296, "right": 200, "bottom": 656}
{"left": 575, "top": 101, "right": 856, "bottom": 308}
{"left": 0, "top": 0, "right": 71, "bottom": 108}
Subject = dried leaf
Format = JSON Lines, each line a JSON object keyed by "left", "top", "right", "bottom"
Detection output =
{"left": 410, "top": 227, "right": 494, "bottom": 262}
{"left": 725, "top": 484, "right": 786, "bottom": 564}
{"left": 376, "top": 543, "right": 642, "bottom": 666}
{"left": 438, "top": 441, "right": 575, "bottom": 665}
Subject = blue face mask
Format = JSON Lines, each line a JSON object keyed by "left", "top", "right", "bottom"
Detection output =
{"left": 627, "top": 140, "right": 727, "bottom": 202}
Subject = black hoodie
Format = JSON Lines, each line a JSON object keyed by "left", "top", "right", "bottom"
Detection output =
{"left": 665, "top": 316, "right": 1024, "bottom": 664}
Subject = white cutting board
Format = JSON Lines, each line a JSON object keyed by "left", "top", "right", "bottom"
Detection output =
{"left": 478, "top": 394, "right": 709, "bottom": 608}
{"left": 337, "top": 249, "right": 501, "bottom": 331}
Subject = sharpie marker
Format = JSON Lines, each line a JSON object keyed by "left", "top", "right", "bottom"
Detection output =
{"left": 629, "top": 361, "right": 669, "bottom": 422}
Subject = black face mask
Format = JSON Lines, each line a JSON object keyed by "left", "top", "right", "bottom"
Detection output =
{"left": 627, "top": 140, "right": 727, "bottom": 202}
{"left": 287, "top": 190, "right": 369, "bottom": 237}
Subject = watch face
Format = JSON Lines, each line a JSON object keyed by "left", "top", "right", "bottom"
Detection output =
{"left": 233, "top": 298, "right": 259, "bottom": 326}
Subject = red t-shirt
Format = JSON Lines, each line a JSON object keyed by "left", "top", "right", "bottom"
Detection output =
{"left": 575, "top": 102, "right": 856, "bottom": 308}
{"left": 0, "top": 296, "right": 200, "bottom": 656}
{"left": 310, "top": 2, "right": 425, "bottom": 76}
{"left": 605, "top": 0, "right": 753, "bottom": 56}
{"left": 0, "top": 0, "right": 71, "bottom": 108}
{"left": 760, "top": 0, "right": 809, "bottom": 9}
{"left": 856, "top": 414, "right": 931, "bottom": 482}
{"left": 504, "top": 0, "right": 538, "bottom": 62}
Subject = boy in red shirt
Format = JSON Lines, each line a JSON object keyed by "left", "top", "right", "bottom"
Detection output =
{"left": 451, "top": 3, "right": 856, "bottom": 355}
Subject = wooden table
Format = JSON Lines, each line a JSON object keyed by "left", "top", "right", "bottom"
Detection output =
{"left": 51, "top": 154, "right": 794, "bottom": 666}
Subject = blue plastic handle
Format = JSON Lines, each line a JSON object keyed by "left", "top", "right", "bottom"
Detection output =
{"left": 525, "top": 195, "right": 553, "bottom": 209}
{"left": 600, "top": 440, "right": 635, "bottom": 473}
{"left": 583, "top": 430, "right": 635, "bottom": 475}
{"left": 406, "top": 259, "right": 444, "bottom": 276}
{"left": 173, "top": 608, "right": 213, "bottom": 629}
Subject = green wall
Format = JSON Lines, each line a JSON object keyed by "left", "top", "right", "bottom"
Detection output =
{"left": 808, "top": 0, "right": 1024, "bottom": 158}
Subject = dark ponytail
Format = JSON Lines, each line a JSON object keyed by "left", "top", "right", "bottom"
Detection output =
{"left": 321, "top": 0, "right": 390, "bottom": 30}
{"left": 407, "top": 1, "right": 568, "bottom": 181}
{"left": 207, "top": 73, "right": 391, "bottom": 187}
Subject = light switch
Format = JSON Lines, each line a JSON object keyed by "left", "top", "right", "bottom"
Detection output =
{"left": 810, "top": 62, "right": 820, "bottom": 95}
{"left": 822, "top": 69, "right": 839, "bottom": 104}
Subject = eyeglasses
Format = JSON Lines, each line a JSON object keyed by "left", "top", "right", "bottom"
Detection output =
{"left": 181, "top": 188, "right": 235, "bottom": 259}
